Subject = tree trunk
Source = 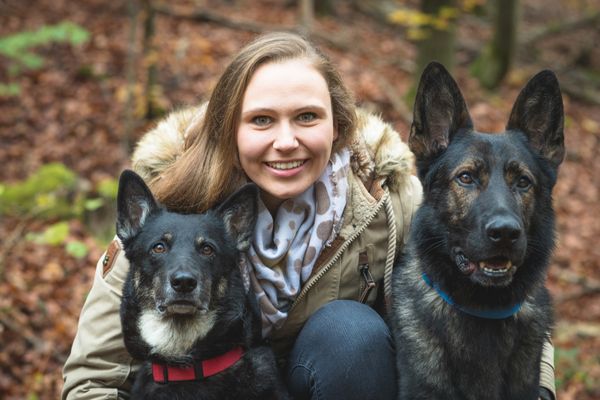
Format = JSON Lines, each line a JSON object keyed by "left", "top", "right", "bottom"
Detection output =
{"left": 298, "top": 0, "right": 314, "bottom": 34}
{"left": 407, "top": 0, "right": 458, "bottom": 105}
{"left": 123, "top": 0, "right": 139, "bottom": 153}
{"left": 415, "top": 0, "right": 457, "bottom": 72}
{"left": 471, "top": 0, "right": 519, "bottom": 89}
{"left": 142, "top": 0, "right": 159, "bottom": 119}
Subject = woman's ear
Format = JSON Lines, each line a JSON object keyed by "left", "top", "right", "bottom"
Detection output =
{"left": 332, "top": 119, "right": 339, "bottom": 141}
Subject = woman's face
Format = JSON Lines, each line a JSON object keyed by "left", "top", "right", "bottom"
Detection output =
{"left": 237, "top": 59, "right": 337, "bottom": 212}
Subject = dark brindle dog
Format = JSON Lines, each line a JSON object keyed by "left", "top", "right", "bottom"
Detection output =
{"left": 116, "top": 170, "right": 289, "bottom": 400}
{"left": 391, "top": 62, "right": 564, "bottom": 400}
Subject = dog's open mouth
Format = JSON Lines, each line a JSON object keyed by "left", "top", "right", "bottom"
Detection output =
{"left": 452, "top": 248, "right": 516, "bottom": 278}
{"left": 478, "top": 257, "right": 513, "bottom": 277}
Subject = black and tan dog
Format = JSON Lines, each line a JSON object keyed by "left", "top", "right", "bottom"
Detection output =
{"left": 116, "top": 170, "right": 289, "bottom": 400}
{"left": 391, "top": 62, "right": 564, "bottom": 400}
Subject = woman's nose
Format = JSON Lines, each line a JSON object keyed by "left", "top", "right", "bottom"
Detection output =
{"left": 272, "top": 122, "right": 299, "bottom": 151}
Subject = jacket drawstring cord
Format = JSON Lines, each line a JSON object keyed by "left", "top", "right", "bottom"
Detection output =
{"left": 383, "top": 189, "right": 397, "bottom": 312}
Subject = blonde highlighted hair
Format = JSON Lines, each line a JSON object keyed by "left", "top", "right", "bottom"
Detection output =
{"left": 148, "top": 31, "right": 357, "bottom": 213}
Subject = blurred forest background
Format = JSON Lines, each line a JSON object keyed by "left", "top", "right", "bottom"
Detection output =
{"left": 0, "top": 0, "right": 599, "bottom": 399}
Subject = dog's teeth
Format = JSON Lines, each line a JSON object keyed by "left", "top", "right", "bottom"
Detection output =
{"left": 479, "top": 260, "right": 513, "bottom": 276}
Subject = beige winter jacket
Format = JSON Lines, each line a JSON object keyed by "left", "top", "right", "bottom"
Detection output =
{"left": 61, "top": 106, "right": 555, "bottom": 399}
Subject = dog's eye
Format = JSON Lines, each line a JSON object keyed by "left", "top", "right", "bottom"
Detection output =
{"left": 152, "top": 242, "right": 167, "bottom": 253}
{"left": 456, "top": 172, "right": 474, "bottom": 185}
{"left": 200, "top": 244, "right": 214, "bottom": 256}
{"left": 516, "top": 176, "right": 532, "bottom": 189}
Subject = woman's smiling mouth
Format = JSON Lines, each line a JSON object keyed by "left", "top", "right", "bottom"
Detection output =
{"left": 266, "top": 160, "right": 306, "bottom": 170}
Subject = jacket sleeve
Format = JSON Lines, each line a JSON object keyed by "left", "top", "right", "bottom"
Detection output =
{"left": 540, "top": 335, "right": 556, "bottom": 399}
{"left": 391, "top": 175, "right": 423, "bottom": 250}
{"left": 61, "top": 239, "right": 137, "bottom": 400}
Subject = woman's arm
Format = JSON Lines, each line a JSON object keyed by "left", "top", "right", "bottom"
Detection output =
{"left": 61, "top": 240, "right": 137, "bottom": 400}
{"left": 539, "top": 334, "right": 556, "bottom": 400}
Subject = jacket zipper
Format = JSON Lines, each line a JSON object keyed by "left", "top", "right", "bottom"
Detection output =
{"left": 358, "top": 251, "right": 376, "bottom": 303}
{"left": 288, "top": 191, "right": 388, "bottom": 313}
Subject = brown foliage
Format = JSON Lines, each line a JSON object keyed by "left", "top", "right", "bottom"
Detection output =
{"left": 0, "top": 0, "right": 598, "bottom": 399}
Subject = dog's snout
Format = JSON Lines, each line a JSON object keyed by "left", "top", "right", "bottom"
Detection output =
{"left": 170, "top": 271, "right": 198, "bottom": 293}
{"left": 485, "top": 216, "right": 522, "bottom": 245}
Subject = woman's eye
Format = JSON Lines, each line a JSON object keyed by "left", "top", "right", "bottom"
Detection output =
{"left": 200, "top": 244, "right": 214, "bottom": 256}
{"left": 297, "top": 112, "right": 317, "bottom": 123}
{"left": 516, "top": 176, "right": 532, "bottom": 189}
{"left": 457, "top": 172, "right": 474, "bottom": 185}
{"left": 252, "top": 116, "right": 272, "bottom": 126}
{"left": 152, "top": 242, "right": 167, "bottom": 254}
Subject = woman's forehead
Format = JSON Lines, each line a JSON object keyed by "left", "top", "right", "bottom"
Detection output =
{"left": 242, "top": 59, "right": 331, "bottom": 112}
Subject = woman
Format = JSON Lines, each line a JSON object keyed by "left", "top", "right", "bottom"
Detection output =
{"left": 62, "top": 32, "right": 554, "bottom": 399}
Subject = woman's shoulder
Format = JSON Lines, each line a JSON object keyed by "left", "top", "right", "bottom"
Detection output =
{"left": 349, "top": 108, "right": 415, "bottom": 193}
{"left": 131, "top": 104, "right": 207, "bottom": 182}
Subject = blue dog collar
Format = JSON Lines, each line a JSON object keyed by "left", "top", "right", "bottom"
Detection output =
{"left": 421, "top": 273, "right": 522, "bottom": 319}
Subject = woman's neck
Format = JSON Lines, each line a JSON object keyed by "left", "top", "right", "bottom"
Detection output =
{"left": 260, "top": 192, "right": 284, "bottom": 216}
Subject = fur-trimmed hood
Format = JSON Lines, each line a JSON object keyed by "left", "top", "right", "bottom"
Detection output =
{"left": 132, "top": 104, "right": 414, "bottom": 192}
{"left": 349, "top": 108, "right": 414, "bottom": 192}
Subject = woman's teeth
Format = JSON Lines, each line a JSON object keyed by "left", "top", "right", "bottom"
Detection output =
{"left": 267, "top": 160, "right": 304, "bottom": 170}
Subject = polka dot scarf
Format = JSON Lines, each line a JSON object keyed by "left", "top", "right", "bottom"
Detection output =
{"left": 246, "top": 148, "right": 350, "bottom": 336}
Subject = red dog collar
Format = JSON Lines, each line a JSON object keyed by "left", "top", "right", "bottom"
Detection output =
{"left": 152, "top": 347, "right": 244, "bottom": 383}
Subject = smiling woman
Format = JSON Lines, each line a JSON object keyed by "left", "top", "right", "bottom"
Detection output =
{"left": 61, "top": 31, "right": 421, "bottom": 400}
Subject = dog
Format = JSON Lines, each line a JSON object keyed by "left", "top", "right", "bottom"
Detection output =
{"left": 116, "top": 170, "right": 289, "bottom": 399}
{"left": 391, "top": 62, "right": 564, "bottom": 400}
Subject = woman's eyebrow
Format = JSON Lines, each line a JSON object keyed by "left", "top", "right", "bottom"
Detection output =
{"left": 242, "top": 104, "right": 328, "bottom": 116}
{"left": 241, "top": 107, "right": 273, "bottom": 116}
{"left": 295, "top": 105, "right": 328, "bottom": 114}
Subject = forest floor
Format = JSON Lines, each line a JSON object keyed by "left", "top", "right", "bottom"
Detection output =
{"left": 0, "top": 0, "right": 599, "bottom": 399}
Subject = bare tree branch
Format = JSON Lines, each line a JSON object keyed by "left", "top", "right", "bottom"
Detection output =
{"left": 521, "top": 10, "right": 600, "bottom": 46}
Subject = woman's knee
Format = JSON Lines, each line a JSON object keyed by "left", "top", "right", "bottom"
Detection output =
{"left": 298, "top": 300, "right": 393, "bottom": 350}
{"left": 286, "top": 300, "right": 397, "bottom": 399}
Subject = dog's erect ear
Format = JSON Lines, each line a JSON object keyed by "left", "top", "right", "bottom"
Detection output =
{"left": 217, "top": 184, "right": 259, "bottom": 251}
{"left": 116, "top": 170, "right": 159, "bottom": 242}
{"left": 410, "top": 62, "right": 473, "bottom": 163}
{"left": 506, "top": 70, "right": 565, "bottom": 168}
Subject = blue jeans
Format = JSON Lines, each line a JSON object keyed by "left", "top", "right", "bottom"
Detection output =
{"left": 285, "top": 300, "right": 397, "bottom": 400}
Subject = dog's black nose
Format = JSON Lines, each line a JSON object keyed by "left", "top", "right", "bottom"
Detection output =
{"left": 170, "top": 271, "right": 198, "bottom": 293}
{"left": 485, "top": 216, "right": 522, "bottom": 245}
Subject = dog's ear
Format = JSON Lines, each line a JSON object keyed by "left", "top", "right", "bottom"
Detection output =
{"left": 506, "top": 70, "right": 565, "bottom": 168}
{"left": 410, "top": 62, "right": 473, "bottom": 163}
{"left": 116, "top": 170, "right": 159, "bottom": 242}
{"left": 217, "top": 184, "right": 259, "bottom": 252}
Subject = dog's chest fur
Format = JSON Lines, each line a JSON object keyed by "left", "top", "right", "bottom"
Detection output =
{"left": 394, "top": 258, "right": 551, "bottom": 400}
{"left": 138, "top": 309, "right": 218, "bottom": 358}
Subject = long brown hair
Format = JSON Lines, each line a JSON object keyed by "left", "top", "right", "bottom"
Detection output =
{"left": 150, "top": 31, "right": 357, "bottom": 213}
